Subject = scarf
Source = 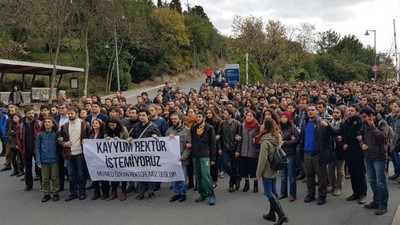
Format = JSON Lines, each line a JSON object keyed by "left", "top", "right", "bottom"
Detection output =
{"left": 244, "top": 119, "right": 258, "bottom": 131}
{"left": 185, "top": 115, "right": 196, "bottom": 129}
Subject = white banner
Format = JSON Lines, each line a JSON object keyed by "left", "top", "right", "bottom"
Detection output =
{"left": 83, "top": 137, "right": 185, "bottom": 182}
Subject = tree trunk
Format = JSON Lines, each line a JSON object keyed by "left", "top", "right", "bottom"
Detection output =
{"left": 83, "top": 29, "right": 89, "bottom": 96}
{"left": 49, "top": 36, "right": 61, "bottom": 103}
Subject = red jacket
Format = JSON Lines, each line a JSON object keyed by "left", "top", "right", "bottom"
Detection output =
{"left": 16, "top": 118, "right": 42, "bottom": 155}
{"left": 205, "top": 68, "right": 212, "bottom": 77}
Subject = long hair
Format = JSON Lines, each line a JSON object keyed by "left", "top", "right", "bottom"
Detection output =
{"left": 91, "top": 118, "right": 105, "bottom": 136}
{"left": 40, "top": 117, "right": 59, "bottom": 132}
{"left": 205, "top": 107, "right": 222, "bottom": 128}
{"left": 260, "top": 108, "right": 281, "bottom": 125}
{"left": 263, "top": 118, "right": 281, "bottom": 143}
{"left": 105, "top": 116, "right": 125, "bottom": 135}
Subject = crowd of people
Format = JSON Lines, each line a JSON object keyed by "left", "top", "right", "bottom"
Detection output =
{"left": 1, "top": 76, "right": 400, "bottom": 224}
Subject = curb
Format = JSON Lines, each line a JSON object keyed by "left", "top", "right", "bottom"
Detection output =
{"left": 100, "top": 83, "right": 174, "bottom": 102}
{"left": 392, "top": 201, "right": 400, "bottom": 225}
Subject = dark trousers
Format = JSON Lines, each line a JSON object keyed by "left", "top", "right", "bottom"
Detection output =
{"left": 0, "top": 137, "right": 6, "bottom": 154}
{"left": 22, "top": 150, "right": 35, "bottom": 189}
{"left": 304, "top": 153, "right": 328, "bottom": 197}
{"left": 65, "top": 154, "right": 86, "bottom": 196}
{"left": 111, "top": 181, "right": 127, "bottom": 193}
{"left": 222, "top": 151, "right": 240, "bottom": 184}
{"left": 57, "top": 150, "right": 67, "bottom": 190}
{"left": 94, "top": 181, "right": 110, "bottom": 197}
{"left": 187, "top": 157, "right": 194, "bottom": 185}
{"left": 346, "top": 160, "right": 367, "bottom": 197}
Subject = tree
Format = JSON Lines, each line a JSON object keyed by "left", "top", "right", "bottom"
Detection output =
{"left": 316, "top": 29, "right": 340, "bottom": 52}
{"left": 169, "top": 0, "right": 182, "bottom": 13}
{"left": 237, "top": 55, "right": 264, "bottom": 84}
{"left": 295, "top": 23, "right": 317, "bottom": 53}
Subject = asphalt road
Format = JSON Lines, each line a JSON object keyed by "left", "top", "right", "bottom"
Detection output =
{"left": 1, "top": 78, "right": 399, "bottom": 225}
{"left": 0, "top": 155, "right": 399, "bottom": 225}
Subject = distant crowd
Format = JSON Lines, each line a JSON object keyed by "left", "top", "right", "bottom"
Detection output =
{"left": 1, "top": 75, "right": 400, "bottom": 225}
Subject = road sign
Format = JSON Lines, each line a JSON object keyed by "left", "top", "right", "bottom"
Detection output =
{"left": 224, "top": 64, "right": 240, "bottom": 88}
{"left": 371, "top": 64, "right": 379, "bottom": 72}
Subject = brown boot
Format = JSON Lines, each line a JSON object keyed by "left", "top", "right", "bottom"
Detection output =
{"left": 107, "top": 191, "right": 118, "bottom": 201}
{"left": 120, "top": 193, "right": 127, "bottom": 201}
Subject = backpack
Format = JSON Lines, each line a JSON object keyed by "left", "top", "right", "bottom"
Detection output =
{"left": 379, "top": 120, "right": 397, "bottom": 152}
{"left": 267, "top": 142, "right": 289, "bottom": 171}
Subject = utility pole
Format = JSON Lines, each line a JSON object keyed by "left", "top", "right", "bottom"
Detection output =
{"left": 246, "top": 53, "right": 249, "bottom": 85}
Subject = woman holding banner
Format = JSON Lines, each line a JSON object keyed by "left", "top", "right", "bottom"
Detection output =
{"left": 105, "top": 117, "right": 129, "bottom": 201}
{"left": 89, "top": 119, "right": 109, "bottom": 200}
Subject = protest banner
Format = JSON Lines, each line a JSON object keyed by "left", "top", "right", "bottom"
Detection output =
{"left": 83, "top": 137, "right": 185, "bottom": 182}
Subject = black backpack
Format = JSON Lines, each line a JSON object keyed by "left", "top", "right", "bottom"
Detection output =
{"left": 267, "top": 142, "right": 289, "bottom": 171}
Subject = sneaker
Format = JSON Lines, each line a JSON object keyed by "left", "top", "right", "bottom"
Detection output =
{"left": 277, "top": 195, "right": 287, "bottom": 200}
{"left": 327, "top": 186, "right": 333, "bottom": 193}
{"left": 16, "top": 172, "right": 24, "bottom": 177}
{"left": 79, "top": 194, "right": 86, "bottom": 200}
{"left": 213, "top": 184, "right": 218, "bottom": 190}
{"left": 333, "top": 189, "right": 342, "bottom": 196}
{"left": 317, "top": 196, "right": 326, "bottom": 205}
{"left": 91, "top": 194, "right": 100, "bottom": 200}
{"left": 375, "top": 208, "right": 388, "bottom": 215}
{"left": 218, "top": 172, "right": 225, "bottom": 178}
{"left": 10, "top": 170, "right": 18, "bottom": 176}
{"left": 304, "top": 195, "right": 316, "bottom": 203}
{"left": 364, "top": 202, "right": 378, "bottom": 209}
{"left": 34, "top": 175, "right": 41, "bottom": 181}
{"left": 135, "top": 194, "right": 144, "bottom": 200}
{"left": 22, "top": 187, "right": 32, "bottom": 193}
{"left": 209, "top": 197, "right": 216, "bottom": 206}
{"left": 41, "top": 195, "right": 51, "bottom": 202}
{"left": 178, "top": 195, "right": 186, "bottom": 202}
{"left": 358, "top": 195, "right": 367, "bottom": 204}
{"left": 388, "top": 174, "right": 398, "bottom": 180}
{"left": 195, "top": 196, "right": 206, "bottom": 202}
{"left": 169, "top": 195, "right": 181, "bottom": 202}
{"left": 0, "top": 167, "right": 11, "bottom": 172}
{"left": 53, "top": 194, "right": 60, "bottom": 201}
{"left": 346, "top": 194, "right": 360, "bottom": 201}
{"left": 65, "top": 194, "right": 78, "bottom": 202}
{"left": 302, "top": 177, "right": 307, "bottom": 183}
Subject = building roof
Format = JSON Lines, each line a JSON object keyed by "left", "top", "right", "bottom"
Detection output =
{"left": 0, "top": 59, "right": 84, "bottom": 75}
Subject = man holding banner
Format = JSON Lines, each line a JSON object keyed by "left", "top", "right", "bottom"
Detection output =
{"left": 166, "top": 112, "right": 191, "bottom": 203}
{"left": 128, "top": 108, "right": 161, "bottom": 200}
{"left": 190, "top": 111, "right": 217, "bottom": 206}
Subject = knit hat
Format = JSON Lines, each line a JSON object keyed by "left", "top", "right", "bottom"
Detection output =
{"left": 281, "top": 111, "right": 293, "bottom": 121}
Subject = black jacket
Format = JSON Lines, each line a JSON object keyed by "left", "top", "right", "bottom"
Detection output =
{"left": 130, "top": 121, "right": 161, "bottom": 139}
{"left": 217, "top": 119, "right": 241, "bottom": 152}
{"left": 337, "top": 116, "right": 363, "bottom": 161}
{"left": 281, "top": 123, "right": 299, "bottom": 156}
{"left": 299, "top": 117, "right": 335, "bottom": 166}
{"left": 190, "top": 123, "right": 216, "bottom": 161}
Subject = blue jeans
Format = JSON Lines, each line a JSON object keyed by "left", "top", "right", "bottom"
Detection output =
{"left": 173, "top": 165, "right": 187, "bottom": 196}
{"left": 364, "top": 159, "right": 389, "bottom": 209}
{"left": 280, "top": 154, "right": 297, "bottom": 198}
{"left": 65, "top": 154, "right": 86, "bottom": 196}
{"left": 222, "top": 151, "right": 239, "bottom": 184}
{"left": 390, "top": 151, "right": 400, "bottom": 176}
{"left": 262, "top": 177, "right": 277, "bottom": 200}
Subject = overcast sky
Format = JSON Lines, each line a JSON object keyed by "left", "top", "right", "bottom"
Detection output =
{"left": 157, "top": 0, "right": 400, "bottom": 55}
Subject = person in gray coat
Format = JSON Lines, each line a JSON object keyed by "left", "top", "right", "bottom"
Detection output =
{"left": 166, "top": 112, "right": 191, "bottom": 202}
{"left": 8, "top": 85, "right": 24, "bottom": 106}
{"left": 239, "top": 110, "right": 260, "bottom": 193}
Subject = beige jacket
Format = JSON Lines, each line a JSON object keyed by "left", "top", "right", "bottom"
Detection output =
{"left": 256, "top": 133, "right": 280, "bottom": 179}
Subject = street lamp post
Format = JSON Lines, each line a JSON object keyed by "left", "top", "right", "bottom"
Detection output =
{"left": 114, "top": 24, "right": 120, "bottom": 91}
{"left": 365, "top": 30, "right": 377, "bottom": 80}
